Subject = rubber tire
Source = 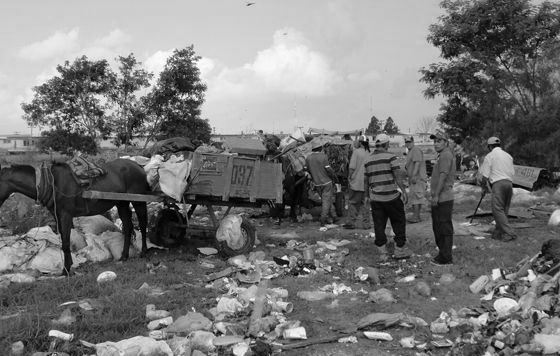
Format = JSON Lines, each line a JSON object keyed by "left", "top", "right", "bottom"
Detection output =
{"left": 153, "top": 208, "right": 187, "bottom": 247}
{"left": 217, "top": 216, "right": 256, "bottom": 257}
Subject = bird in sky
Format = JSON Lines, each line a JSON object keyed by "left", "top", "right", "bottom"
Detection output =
{"left": 246, "top": 2, "right": 255, "bottom": 6}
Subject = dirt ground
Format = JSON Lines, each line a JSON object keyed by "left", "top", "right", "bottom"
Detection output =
{"left": 1, "top": 184, "right": 559, "bottom": 355}
{"left": 194, "top": 184, "right": 555, "bottom": 356}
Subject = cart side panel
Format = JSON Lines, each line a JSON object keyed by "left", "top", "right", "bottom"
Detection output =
{"left": 186, "top": 153, "right": 230, "bottom": 196}
{"left": 186, "top": 152, "right": 283, "bottom": 203}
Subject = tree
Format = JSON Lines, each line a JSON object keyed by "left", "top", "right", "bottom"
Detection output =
{"left": 383, "top": 116, "right": 400, "bottom": 134}
{"left": 22, "top": 56, "right": 113, "bottom": 141}
{"left": 143, "top": 46, "right": 208, "bottom": 147}
{"left": 365, "top": 115, "right": 382, "bottom": 135}
{"left": 38, "top": 128, "right": 98, "bottom": 155}
{"left": 106, "top": 54, "right": 152, "bottom": 147}
{"left": 421, "top": 0, "right": 560, "bottom": 166}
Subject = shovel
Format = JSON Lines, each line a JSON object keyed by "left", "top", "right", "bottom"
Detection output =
{"left": 469, "top": 189, "right": 487, "bottom": 224}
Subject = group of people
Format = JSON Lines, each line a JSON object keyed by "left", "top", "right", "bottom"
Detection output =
{"left": 304, "top": 130, "right": 517, "bottom": 266}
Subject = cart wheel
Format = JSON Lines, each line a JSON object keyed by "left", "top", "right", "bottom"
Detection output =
{"left": 153, "top": 208, "right": 187, "bottom": 247}
{"left": 217, "top": 216, "right": 256, "bottom": 257}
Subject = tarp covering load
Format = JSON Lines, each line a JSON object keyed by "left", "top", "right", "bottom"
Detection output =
{"left": 222, "top": 137, "right": 267, "bottom": 157}
{"left": 142, "top": 137, "right": 195, "bottom": 158}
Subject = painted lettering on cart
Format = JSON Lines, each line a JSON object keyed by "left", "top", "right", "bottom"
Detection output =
{"left": 231, "top": 165, "right": 254, "bottom": 186}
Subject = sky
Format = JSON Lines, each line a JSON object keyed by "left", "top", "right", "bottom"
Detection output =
{"left": 0, "top": 0, "right": 445, "bottom": 136}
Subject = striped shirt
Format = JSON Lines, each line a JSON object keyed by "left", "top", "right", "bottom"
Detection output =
{"left": 364, "top": 149, "right": 400, "bottom": 202}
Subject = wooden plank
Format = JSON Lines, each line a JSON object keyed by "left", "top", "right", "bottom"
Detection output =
{"left": 82, "top": 190, "right": 164, "bottom": 202}
{"left": 222, "top": 156, "right": 234, "bottom": 201}
{"left": 249, "top": 159, "right": 260, "bottom": 203}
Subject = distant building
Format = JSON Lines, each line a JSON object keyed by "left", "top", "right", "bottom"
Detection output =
{"left": 0, "top": 134, "right": 41, "bottom": 154}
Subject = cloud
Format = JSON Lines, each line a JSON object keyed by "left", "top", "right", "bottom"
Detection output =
{"left": 203, "top": 28, "right": 339, "bottom": 100}
{"left": 93, "top": 29, "right": 131, "bottom": 48}
{"left": 143, "top": 49, "right": 174, "bottom": 79}
{"left": 347, "top": 70, "right": 381, "bottom": 83}
{"left": 18, "top": 28, "right": 80, "bottom": 61}
{"left": 247, "top": 29, "right": 339, "bottom": 96}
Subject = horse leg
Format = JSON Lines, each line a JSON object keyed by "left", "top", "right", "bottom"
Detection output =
{"left": 117, "top": 202, "right": 133, "bottom": 261}
{"left": 132, "top": 201, "right": 148, "bottom": 257}
{"left": 57, "top": 212, "right": 73, "bottom": 276}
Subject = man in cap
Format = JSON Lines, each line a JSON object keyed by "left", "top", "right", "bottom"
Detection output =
{"left": 429, "top": 130, "right": 456, "bottom": 265}
{"left": 479, "top": 136, "right": 517, "bottom": 241}
{"left": 364, "top": 133, "right": 412, "bottom": 260}
{"left": 343, "top": 135, "right": 371, "bottom": 229}
{"left": 305, "top": 143, "right": 337, "bottom": 226}
{"left": 404, "top": 136, "right": 427, "bottom": 223}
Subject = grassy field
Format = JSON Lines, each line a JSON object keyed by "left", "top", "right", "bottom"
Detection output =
{"left": 1, "top": 152, "right": 559, "bottom": 355}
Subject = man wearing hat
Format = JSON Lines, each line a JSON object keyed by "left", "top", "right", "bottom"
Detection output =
{"left": 343, "top": 135, "right": 371, "bottom": 229}
{"left": 364, "top": 133, "right": 412, "bottom": 260}
{"left": 404, "top": 136, "right": 427, "bottom": 223}
{"left": 429, "top": 130, "right": 456, "bottom": 265}
{"left": 305, "top": 143, "right": 338, "bottom": 226}
{"left": 479, "top": 136, "right": 517, "bottom": 241}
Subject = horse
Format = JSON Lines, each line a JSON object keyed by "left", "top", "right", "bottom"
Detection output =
{"left": 0, "top": 158, "right": 150, "bottom": 275}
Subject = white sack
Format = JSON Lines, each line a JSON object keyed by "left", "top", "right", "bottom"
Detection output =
{"left": 26, "top": 226, "right": 60, "bottom": 246}
{"left": 158, "top": 155, "right": 192, "bottom": 201}
{"left": 216, "top": 215, "right": 243, "bottom": 249}
{"left": 79, "top": 233, "right": 113, "bottom": 262}
{"left": 70, "top": 229, "right": 87, "bottom": 251}
{"left": 548, "top": 209, "right": 560, "bottom": 226}
{"left": 0, "top": 238, "right": 45, "bottom": 272}
{"left": 74, "top": 215, "right": 120, "bottom": 236}
{"left": 95, "top": 335, "right": 173, "bottom": 356}
{"left": 144, "top": 154, "right": 165, "bottom": 189}
{"left": 25, "top": 245, "right": 65, "bottom": 274}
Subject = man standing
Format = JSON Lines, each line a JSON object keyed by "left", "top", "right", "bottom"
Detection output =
{"left": 343, "top": 135, "right": 371, "bottom": 229}
{"left": 479, "top": 136, "right": 517, "bottom": 241}
{"left": 404, "top": 136, "right": 427, "bottom": 223}
{"left": 305, "top": 143, "right": 337, "bottom": 226}
{"left": 429, "top": 130, "right": 456, "bottom": 265}
{"left": 364, "top": 134, "right": 411, "bottom": 261}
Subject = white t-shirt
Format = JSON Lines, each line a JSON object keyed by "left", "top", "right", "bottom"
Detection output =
{"left": 480, "top": 147, "right": 514, "bottom": 183}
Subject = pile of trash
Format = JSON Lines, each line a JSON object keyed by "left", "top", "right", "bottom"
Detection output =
{"left": 0, "top": 214, "right": 161, "bottom": 287}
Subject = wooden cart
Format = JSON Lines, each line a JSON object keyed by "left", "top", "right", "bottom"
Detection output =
{"left": 83, "top": 152, "right": 283, "bottom": 256}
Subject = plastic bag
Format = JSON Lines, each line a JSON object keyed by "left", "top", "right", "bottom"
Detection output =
{"left": 158, "top": 155, "right": 192, "bottom": 201}
{"left": 216, "top": 215, "right": 243, "bottom": 249}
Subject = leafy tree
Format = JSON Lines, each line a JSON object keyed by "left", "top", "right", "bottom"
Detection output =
{"left": 143, "top": 46, "right": 208, "bottom": 147}
{"left": 22, "top": 56, "right": 113, "bottom": 141}
{"left": 365, "top": 115, "right": 382, "bottom": 135}
{"left": 383, "top": 116, "right": 400, "bottom": 134}
{"left": 421, "top": 0, "right": 560, "bottom": 166}
{"left": 106, "top": 54, "right": 152, "bottom": 147}
{"left": 38, "top": 128, "right": 98, "bottom": 155}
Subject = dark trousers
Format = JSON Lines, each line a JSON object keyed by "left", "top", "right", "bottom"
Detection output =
{"left": 347, "top": 189, "right": 369, "bottom": 227}
{"left": 491, "top": 179, "right": 516, "bottom": 238}
{"left": 431, "top": 200, "right": 454, "bottom": 263}
{"left": 371, "top": 196, "right": 406, "bottom": 248}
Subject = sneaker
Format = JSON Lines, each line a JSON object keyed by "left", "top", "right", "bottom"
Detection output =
{"left": 392, "top": 246, "right": 412, "bottom": 259}
{"left": 377, "top": 244, "right": 389, "bottom": 262}
{"left": 430, "top": 257, "right": 453, "bottom": 266}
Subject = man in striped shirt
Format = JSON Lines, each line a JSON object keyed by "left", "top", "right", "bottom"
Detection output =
{"left": 364, "top": 134, "right": 412, "bottom": 261}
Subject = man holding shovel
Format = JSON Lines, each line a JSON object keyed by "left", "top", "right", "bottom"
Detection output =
{"left": 479, "top": 136, "right": 517, "bottom": 242}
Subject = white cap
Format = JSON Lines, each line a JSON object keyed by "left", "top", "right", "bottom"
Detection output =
{"left": 375, "top": 133, "right": 390, "bottom": 145}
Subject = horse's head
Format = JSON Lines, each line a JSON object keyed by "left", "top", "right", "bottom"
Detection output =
{"left": 0, "top": 165, "right": 37, "bottom": 206}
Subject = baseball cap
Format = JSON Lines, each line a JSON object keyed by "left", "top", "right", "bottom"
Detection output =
{"left": 404, "top": 136, "right": 413, "bottom": 143}
{"left": 430, "top": 130, "right": 449, "bottom": 141}
{"left": 375, "top": 133, "right": 390, "bottom": 145}
{"left": 487, "top": 136, "right": 500, "bottom": 145}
